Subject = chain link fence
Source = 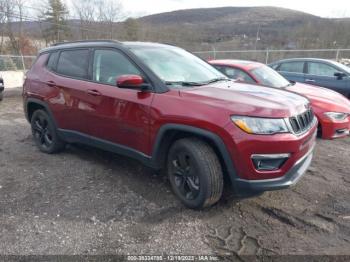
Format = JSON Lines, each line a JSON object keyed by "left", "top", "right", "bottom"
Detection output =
{"left": 0, "top": 55, "right": 36, "bottom": 71}
{"left": 193, "top": 49, "right": 350, "bottom": 65}
{"left": 1, "top": 48, "right": 350, "bottom": 71}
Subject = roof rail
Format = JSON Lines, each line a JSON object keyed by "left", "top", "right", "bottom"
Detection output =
{"left": 52, "top": 39, "right": 122, "bottom": 46}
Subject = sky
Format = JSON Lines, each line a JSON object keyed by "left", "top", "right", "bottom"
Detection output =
{"left": 115, "top": 0, "right": 350, "bottom": 18}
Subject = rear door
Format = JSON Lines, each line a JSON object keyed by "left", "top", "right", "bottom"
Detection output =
{"left": 276, "top": 61, "right": 305, "bottom": 83}
{"left": 45, "top": 48, "right": 93, "bottom": 134}
{"left": 305, "top": 61, "right": 349, "bottom": 96}
{"left": 84, "top": 48, "right": 154, "bottom": 154}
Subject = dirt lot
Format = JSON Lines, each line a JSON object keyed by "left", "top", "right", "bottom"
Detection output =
{"left": 0, "top": 95, "right": 350, "bottom": 256}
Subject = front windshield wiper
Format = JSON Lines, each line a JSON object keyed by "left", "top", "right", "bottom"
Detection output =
{"left": 165, "top": 81, "right": 205, "bottom": 86}
{"left": 165, "top": 77, "right": 230, "bottom": 87}
{"left": 203, "top": 77, "right": 230, "bottom": 84}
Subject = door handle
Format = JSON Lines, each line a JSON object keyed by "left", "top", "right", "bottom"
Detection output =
{"left": 86, "top": 89, "right": 102, "bottom": 96}
{"left": 46, "top": 81, "right": 56, "bottom": 87}
{"left": 305, "top": 79, "right": 315, "bottom": 83}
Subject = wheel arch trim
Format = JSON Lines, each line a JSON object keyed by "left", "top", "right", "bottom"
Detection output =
{"left": 151, "top": 124, "right": 239, "bottom": 186}
{"left": 25, "top": 98, "right": 59, "bottom": 129}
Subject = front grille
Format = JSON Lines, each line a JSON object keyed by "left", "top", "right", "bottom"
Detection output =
{"left": 289, "top": 108, "right": 315, "bottom": 134}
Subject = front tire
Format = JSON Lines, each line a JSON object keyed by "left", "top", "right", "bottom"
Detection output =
{"left": 31, "top": 109, "right": 65, "bottom": 154}
{"left": 167, "top": 138, "right": 224, "bottom": 209}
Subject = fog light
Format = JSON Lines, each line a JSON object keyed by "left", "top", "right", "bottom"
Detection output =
{"left": 251, "top": 154, "right": 290, "bottom": 171}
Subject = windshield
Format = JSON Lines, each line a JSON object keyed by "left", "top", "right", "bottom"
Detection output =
{"left": 330, "top": 61, "right": 350, "bottom": 74}
{"left": 250, "top": 65, "right": 291, "bottom": 88}
{"left": 130, "top": 46, "right": 226, "bottom": 86}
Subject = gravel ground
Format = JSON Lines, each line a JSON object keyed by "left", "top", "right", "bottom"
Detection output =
{"left": 0, "top": 96, "right": 350, "bottom": 256}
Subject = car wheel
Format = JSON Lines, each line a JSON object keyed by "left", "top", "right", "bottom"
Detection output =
{"left": 167, "top": 138, "right": 223, "bottom": 209}
{"left": 31, "top": 109, "right": 65, "bottom": 154}
{"left": 0, "top": 92, "right": 3, "bottom": 101}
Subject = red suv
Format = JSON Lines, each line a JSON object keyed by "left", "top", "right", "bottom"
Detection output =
{"left": 23, "top": 41, "right": 317, "bottom": 209}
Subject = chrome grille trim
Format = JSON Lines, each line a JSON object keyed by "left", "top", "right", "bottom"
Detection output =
{"left": 285, "top": 108, "right": 317, "bottom": 136}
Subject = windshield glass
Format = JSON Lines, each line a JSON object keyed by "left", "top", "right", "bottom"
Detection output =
{"left": 330, "top": 61, "right": 350, "bottom": 74}
{"left": 130, "top": 46, "right": 226, "bottom": 85}
{"left": 250, "top": 65, "right": 291, "bottom": 88}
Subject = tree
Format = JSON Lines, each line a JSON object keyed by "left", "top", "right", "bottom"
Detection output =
{"left": 1, "top": 0, "right": 27, "bottom": 54}
{"left": 73, "top": 0, "right": 124, "bottom": 39}
{"left": 124, "top": 18, "right": 139, "bottom": 41}
{"left": 43, "top": 0, "right": 70, "bottom": 43}
{"left": 0, "top": 0, "right": 7, "bottom": 53}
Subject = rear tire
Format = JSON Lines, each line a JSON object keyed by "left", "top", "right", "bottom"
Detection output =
{"left": 167, "top": 138, "right": 224, "bottom": 209}
{"left": 31, "top": 109, "right": 65, "bottom": 154}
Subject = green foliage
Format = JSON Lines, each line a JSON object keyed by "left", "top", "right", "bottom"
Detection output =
{"left": 0, "top": 57, "right": 18, "bottom": 71}
{"left": 43, "top": 0, "right": 71, "bottom": 43}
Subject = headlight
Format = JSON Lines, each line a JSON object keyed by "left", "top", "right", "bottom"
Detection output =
{"left": 324, "top": 112, "right": 348, "bottom": 121}
{"left": 231, "top": 116, "right": 289, "bottom": 135}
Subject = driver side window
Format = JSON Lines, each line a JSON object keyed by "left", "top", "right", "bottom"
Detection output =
{"left": 93, "top": 49, "right": 141, "bottom": 85}
{"left": 307, "top": 62, "right": 341, "bottom": 77}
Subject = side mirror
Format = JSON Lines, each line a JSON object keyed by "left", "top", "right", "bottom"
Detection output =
{"left": 334, "top": 72, "right": 346, "bottom": 80}
{"left": 116, "top": 75, "right": 144, "bottom": 89}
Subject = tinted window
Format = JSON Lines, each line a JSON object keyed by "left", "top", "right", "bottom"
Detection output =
{"left": 46, "top": 51, "right": 59, "bottom": 71}
{"left": 214, "top": 65, "right": 255, "bottom": 83}
{"left": 93, "top": 49, "right": 141, "bottom": 85}
{"left": 56, "top": 49, "right": 89, "bottom": 79}
{"left": 279, "top": 62, "right": 304, "bottom": 73}
{"left": 308, "top": 62, "right": 341, "bottom": 77}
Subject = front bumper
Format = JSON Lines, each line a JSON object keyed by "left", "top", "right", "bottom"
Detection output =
{"left": 320, "top": 116, "right": 350, "bottom": 139}
{"left": 234, "top": 143, "right": 314, "bottom": 193}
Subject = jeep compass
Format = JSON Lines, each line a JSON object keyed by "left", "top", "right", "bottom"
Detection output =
{"left": 23, "top": 41, "right": 317, "bottom": 209}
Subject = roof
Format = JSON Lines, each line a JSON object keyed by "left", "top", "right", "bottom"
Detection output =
{"left": 269, "top": 57, "right": 335, "bottom": 65}
{"left": 209, "top": 59, "right": 264, "bottom": 70}
{"left": 39, "top": 40, "right": 176, "bottom": 53}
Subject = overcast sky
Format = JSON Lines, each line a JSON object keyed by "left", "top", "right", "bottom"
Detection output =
{"left": 116, "top": 0, "right": 350, "bottom": 18}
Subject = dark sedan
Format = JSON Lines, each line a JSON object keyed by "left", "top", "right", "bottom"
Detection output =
{"left": 269, "top": 58, "right": 350, "bottom": 99}
{"left": 0, "top": 77, "right": 4, "bottom": 101}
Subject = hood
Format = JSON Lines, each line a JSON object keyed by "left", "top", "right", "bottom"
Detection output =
{"left": 179, "top": 81, "right": 310, "bottom": 118}
{"left": 286, "top": 83, "right": 350, "bottom": 114}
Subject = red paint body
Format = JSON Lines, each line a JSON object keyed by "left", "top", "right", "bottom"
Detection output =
{"left": 23, "top": 49, "right": 317, "bottom": 183}
{"left": 210, "top": 60, "right": 350, "bottom": 139}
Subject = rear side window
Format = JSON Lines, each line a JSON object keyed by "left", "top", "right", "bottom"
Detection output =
{"left": 279, "top": 62, "right": 304, "bottom": 73}
{"left": 46, "top": 51, "right": 59, "bottom": 71}
{"left": 56, "top": 49, "right": 89, "bottom": 79}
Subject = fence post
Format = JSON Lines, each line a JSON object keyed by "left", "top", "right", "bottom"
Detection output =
{"left": 335, "top": 49, "right": 340, "bottom": 61}
{"left": 212, "top": 45, "right": 217, "bottom": 59}
{"left": 20, "top": 54, "right": 26, "bottom": 71}
{"left": 265, "top": 49, "right": 269, "bottom": 64}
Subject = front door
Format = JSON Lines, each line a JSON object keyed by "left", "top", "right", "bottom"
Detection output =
{"left": 305, "top": 61, "right": 349, "bottom": 96}
{"left": 84, "top": 48, "right": 154, "bottom": 154}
